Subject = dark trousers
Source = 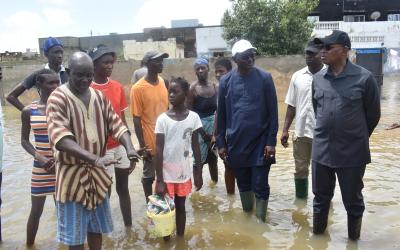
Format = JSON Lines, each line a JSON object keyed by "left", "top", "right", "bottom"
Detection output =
{"left": 233, "top": 165, "right": 271, "bottom": 200}
{"left": 312, "top": 161, "right": 366, "bottom": 218}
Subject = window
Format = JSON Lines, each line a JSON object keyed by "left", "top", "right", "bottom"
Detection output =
{"left": 307, "top": 16, "right": 319, "bottom": 23}
{"left": 343, "top": 15, "right": 365, "bottom": 22}
{"left": 388, "top": 14, "right": 400, "bottom": 21}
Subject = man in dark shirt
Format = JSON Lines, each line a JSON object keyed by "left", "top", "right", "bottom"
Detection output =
{"left": 312, "top": 30, "right": 380, "bottom": 240}
{"left": 216, "top": 40, "right": 278, "bottom": 222}
{"left": 6, "top": 37, "right": 68, "bottom": 111}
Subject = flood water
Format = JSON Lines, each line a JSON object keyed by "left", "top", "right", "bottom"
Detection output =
{"left": 0, "top": 76, "right": 399, "bottom": 249}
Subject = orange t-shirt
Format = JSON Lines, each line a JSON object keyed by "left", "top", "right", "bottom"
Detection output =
{"left": 91, "top": 79, "right": 128, "bottom": 149}
{"left": 130, "top": 76, "right": 168, "bottom": 156}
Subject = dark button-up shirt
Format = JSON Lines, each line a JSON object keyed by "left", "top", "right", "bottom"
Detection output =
{"left": 312, "top": 61, "right": 380, "bottom": 168}
{"left": 217, "top": 67, "right": 278, "bottom": 168}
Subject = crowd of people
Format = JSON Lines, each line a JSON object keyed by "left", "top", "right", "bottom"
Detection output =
{"left": 0, "top": 29, "right": 395, "bottom": 249}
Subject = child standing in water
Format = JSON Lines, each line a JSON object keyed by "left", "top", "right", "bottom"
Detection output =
{"left": 20, "top": 69, "right": 59, "bottom": 246}
{"left": 155, "top": 77, "right": 203, "bottom": 237}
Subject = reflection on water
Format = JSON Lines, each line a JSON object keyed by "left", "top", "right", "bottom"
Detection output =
{"left": 1, "top": 76, "right": 399, "bottom": 249}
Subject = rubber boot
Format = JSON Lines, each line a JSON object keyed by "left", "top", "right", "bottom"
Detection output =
{"left": 295, "top": 179, "right": 308, "bottom": 199}
{"left": 255, "top": 198, "right": 268, "bottom": 222}
{"left": 348, "top": 215, "right": 362, "bottom": 240}
{"left": 142, "top": 178, "right": 154, "bottom": 203}
{"left": 313, "top": 213, "right": 328, "bottom": 234}
{"left": 239, "top": 191, "right": 254, "bottom": 212}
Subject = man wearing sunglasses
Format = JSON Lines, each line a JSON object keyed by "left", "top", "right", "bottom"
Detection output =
{"left": 311, "top": 30, "right": 380, "bottom": 240}
{"left": 216, "top": 39, "right": 278, "bottom": 222}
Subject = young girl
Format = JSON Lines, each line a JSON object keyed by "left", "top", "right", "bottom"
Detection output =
{"left": 154, "top": 77, "right": 203, "bottom": 237}
{"left": 20, "top": 69, "right": 59, "bottom": 246}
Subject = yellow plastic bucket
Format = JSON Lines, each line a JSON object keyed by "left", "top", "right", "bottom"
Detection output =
{"left": 147, "top": 209, "right": 176, "bottom": 237}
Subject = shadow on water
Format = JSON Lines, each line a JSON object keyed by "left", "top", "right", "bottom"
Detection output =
{"left": 0, "top": 76, "right": 399, "bottom": 249}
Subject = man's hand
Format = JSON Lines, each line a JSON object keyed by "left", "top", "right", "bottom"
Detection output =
{"left": 127, "top": 150, "right": 141, "bottom": 174}
{"left": 137, "top": 145, "right": 152, "bottom": 161}
{"left": 193, "top": 165, "right": 203, "bottom": 191}
{"left": 264, "top": 146, "right": 276, "bottom": 158}
{"left": 155, "top": 180, "right": 166, "bottom": 196}
{"left": 35, "top": 152, "right": 55, "bottom": 173}
{"left": 94, "top": 156, "right": 120, "bottom": 170}
{"left": 386, "top": 122, "right": 400, "bottom": 130}
{"left": 280, "top": 130, "right": 290, "bottom": 148}
{"left": 218, "top": 147, "right": 228, "bottom": 161}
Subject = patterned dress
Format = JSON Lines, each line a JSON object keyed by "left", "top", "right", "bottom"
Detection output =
{"left": 30, "top": 102, "right": 55, "bottom": 196}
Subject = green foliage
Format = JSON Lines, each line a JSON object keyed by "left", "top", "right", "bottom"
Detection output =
{"left": 222, "top": 0, "right": 319, "bottom": 55}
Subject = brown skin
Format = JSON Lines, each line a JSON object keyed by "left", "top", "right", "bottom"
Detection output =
{"left": 320, "top": 44, "right": 349, "bottom": 76}
{"left": 219, "top": 49, "right": 276, "bottom": 160}
{"left": 57, "top": 52, "right": 139, "bottom": 250}
{"left": 93, "top": 53, "right": 133, "bottom": 227}
{"left": 132, "top": 56, "right": 165, "bottom": 160}
{"left": 155, "top": 81, "right": 202, "bottom": 237}
{"left": 215, "top": 65, "right": 229, "bottom": 82}
{"left": 20, "top": 73, "right": 59, "bottom": 246}
{"left": 186, "top": 64, "right": 218, "bottom": 182}
{"left": 281, "top": 49, "right": 323, "bottom": 147}
{"left": 6, "top": 45, "right": 64, "bottom": 111}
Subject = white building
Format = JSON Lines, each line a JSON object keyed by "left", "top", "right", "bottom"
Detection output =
{"left": 195, "top": 26, "right": 229, "bottom": 58}
{"left": 123, "top": 38, "right": 184, "bottom": 60}
{"left": 312, "top": 21, "right": 400, "bottom": 49}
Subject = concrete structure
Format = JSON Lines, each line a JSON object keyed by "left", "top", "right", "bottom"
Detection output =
{"left": 195, "top": 26, "right": 229, "bottom": 58}
{"left": 171, "top": 19, "right": 199, "bottom": 28}
{"left": 313, "top": 21, "right": 400, "bottom": 49}
{"left": 123, "top": 38, "right": 184, "bottom": 60}
{"left": 310, "top": 0, "right": 400, "bottom": 22}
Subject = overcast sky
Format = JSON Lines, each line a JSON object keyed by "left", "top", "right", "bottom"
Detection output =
{"left": 0, "top": 0, "right": 232, "bottom": 53}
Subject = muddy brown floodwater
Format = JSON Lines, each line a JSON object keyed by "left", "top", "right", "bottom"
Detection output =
{"left": 0, "top": 76, "right": 399, "bottom": 250}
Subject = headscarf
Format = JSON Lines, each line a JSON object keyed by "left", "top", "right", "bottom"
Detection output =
{"left": 194, "top": 57, "right": 209, "bottom": 68}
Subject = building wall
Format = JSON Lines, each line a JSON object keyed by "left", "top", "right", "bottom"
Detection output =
{"left": 313, "top": 21, "right": 400, "bottom": 48}
{"left": 195, "top": 26, "right": 229, "bottom": 58}
{"left": 312, "top": 0, "right": 400, "bottom": 22}
{"left": 123, "top": 38, "right": 184, "bottom": 60}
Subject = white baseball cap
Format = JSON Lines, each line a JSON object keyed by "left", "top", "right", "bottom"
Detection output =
{"left": 231, "top": 39, "right": 256, "bottom": 56}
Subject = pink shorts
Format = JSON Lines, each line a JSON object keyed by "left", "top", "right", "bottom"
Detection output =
{"left": 165, "top": 179, "right": 192, "bottom": 198}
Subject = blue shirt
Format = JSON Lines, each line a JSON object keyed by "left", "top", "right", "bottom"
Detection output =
{"left": 216, "top": 67, "right": 278, "bottom": 168}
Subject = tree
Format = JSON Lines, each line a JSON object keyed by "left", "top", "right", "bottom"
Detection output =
{"left": 222, "top": 0, "right": 319, "bottom": 55}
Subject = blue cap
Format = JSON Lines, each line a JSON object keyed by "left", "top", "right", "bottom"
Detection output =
{"left": 43, "top": 37, "right": 63, "bottom": 53}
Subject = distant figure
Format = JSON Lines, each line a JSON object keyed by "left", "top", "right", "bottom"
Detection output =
{"left": 213, "top": 57, "right": 235, "bottom": 194}
{"left": 186, "top": 58, "right": 218, "bottom": 185}
{"left": 216, "top": 40, "right": 278, "bottom": 222}
{"left": 280, "top": 41, "right": 324, "bottom": 199}
{"left": 131, "top": 50, "right": 169, "bottom": 202}
{"left": 312, "top": 30, "right": 380, "bottom": 240}
{"left": 131, "top": 60, "right": 147, "bottom": 84}
{"left": 20, "top": 69, "right": 59, "bottom": 246}
{"left": 7, "top": 37, "right": 68, "bottom": 111}
{"left": 88, "top": 45, "right": 134, "bottom": 227}
{"left": 46, "top": 52, "right": 140, "bottom": 249}
{"left": 155, "top": 77, "right": 203, "bottom": 238}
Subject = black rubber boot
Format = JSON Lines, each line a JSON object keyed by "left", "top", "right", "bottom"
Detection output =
{"left": 255, "top": 198, "right": 268, "bottom": 222}
{"left": 239, "top": 191, "right": 254, "bottom": 212}
{"left": 295, "top": 178, "right": 308, "bottom": 199}
{"left": 313, "top": 213, "right": 328, "bottom": 234}
{"left": 348, "top": 215, "right": 362, "bottom": 240}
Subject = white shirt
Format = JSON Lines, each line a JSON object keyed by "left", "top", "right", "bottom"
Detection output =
{"left": 155, "top": 111, "right": 202, "bottom": 183}
{"left": 285, "top": 65, "right": 325, "bottom": 139}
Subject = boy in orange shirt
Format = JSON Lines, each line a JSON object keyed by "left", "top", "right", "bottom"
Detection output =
{"left": 131, "top": 50, "right": 169, "bottom": 202}
{"left": 89, "top": 45, "right": 133, "bottom": 227}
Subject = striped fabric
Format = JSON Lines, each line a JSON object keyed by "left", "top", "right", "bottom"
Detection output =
{"left": 30, "top": 102, "right": 56, "bottom": 196}
{"left": 46, "top": 84, "right": 128, "bottom": 210}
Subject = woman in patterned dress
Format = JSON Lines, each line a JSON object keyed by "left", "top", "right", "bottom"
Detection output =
{"left": 20, "top": 69, "right": 59, "bottom": 246}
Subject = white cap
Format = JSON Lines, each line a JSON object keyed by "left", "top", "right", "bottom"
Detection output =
{"left": 231, "top": 39, "right": 256, "bottom": 56}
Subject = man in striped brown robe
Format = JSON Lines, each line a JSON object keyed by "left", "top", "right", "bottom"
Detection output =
{"left": 46, "top": 52, "right": 140, "bottom": 249}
